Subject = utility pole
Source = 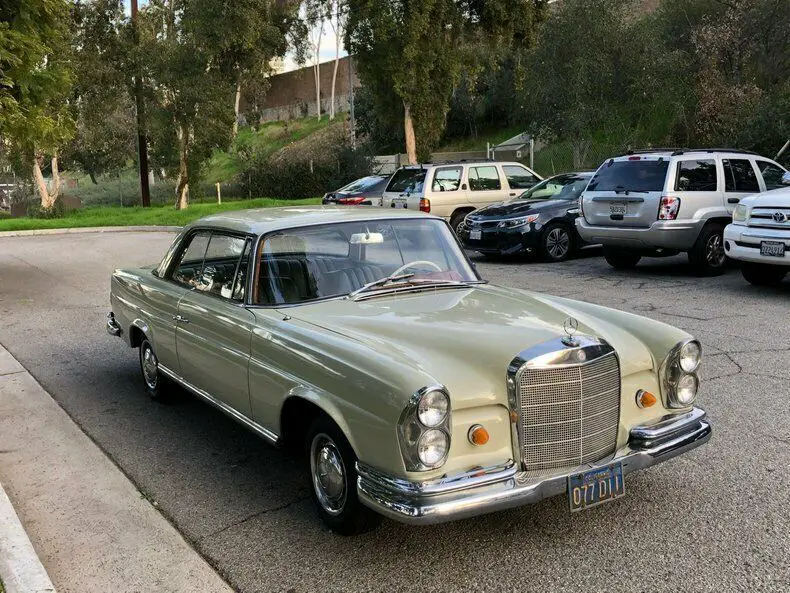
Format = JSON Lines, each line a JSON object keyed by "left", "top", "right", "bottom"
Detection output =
{"left": 131, "top": 0, "right": 151, "bottom": 207}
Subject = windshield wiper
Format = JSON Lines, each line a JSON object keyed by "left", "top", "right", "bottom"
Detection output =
{"left": 348, "top": 273, "right": 415, "bottom": 299}
{"left": 613, "top": 186, "right": 648, "bottom": 195}
{"left": 349, "top": 274, "right": 473, "bottom": 300}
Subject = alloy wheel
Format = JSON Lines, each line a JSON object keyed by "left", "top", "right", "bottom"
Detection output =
{"left": 546, "top": 228, "right": 571, "bottom": 259}
{"left": 705, "top": 233, "right": 726, "bottom": 267}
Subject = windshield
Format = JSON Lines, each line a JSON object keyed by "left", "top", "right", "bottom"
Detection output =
{"left": 587, "top": 160, "right": 669, "bottom": 192}
{"left": 338, "top": 176, "right": 384, "bottom": 193}
{"left": 386, "top": 168, "right": 426, "bottom": 194}
{"left": 516, "top": 174, "right": 591, "bottom": 201}
{"left": 254, "top": 218, "right": 478, "bottom": 305}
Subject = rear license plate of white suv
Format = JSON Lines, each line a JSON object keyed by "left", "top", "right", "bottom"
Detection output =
{"left": 609, "top": 202, "right": 627, "bottom": 216}
{"left": 760, "top": 241, "right": 785, "bottom": 257}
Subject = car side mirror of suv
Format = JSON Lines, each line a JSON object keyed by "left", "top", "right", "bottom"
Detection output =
{"left": 781, "top": 171, "right": 790, "bottom": 185}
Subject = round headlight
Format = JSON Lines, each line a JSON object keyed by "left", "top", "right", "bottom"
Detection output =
{"left": 676, "top": 373, "right": 699, "bottom": 405}
{"left": 417, "top": 390, "right": 449, "bottom": 427}
{"left": 417, "top": 429, "right": 449, "bottom": 466}
{"left": 679, "top": 341, "right": 701, "bottom": 373}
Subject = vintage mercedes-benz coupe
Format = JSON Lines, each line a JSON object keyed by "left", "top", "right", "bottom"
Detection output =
{"left": 107, "top": 207, "right": 711, "bottom": 534}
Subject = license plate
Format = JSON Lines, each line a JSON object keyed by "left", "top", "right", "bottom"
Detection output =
{"left": 610, "top": 202, "right": 627, "bottom": 216}
{"left": 568, "top": 462, "right": 624, "bottom": 512}
{"left": 390, "top": 198, "right": 407, "bottom": 209}
{"left": 469, "top": 229, "right": 482, "bottom": 240}
{"left": 760, "top": 241, "right": 785, "bottom": 257}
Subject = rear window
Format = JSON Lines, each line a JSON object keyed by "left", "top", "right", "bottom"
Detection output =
{"left": 339, "top": 176, "right": 385, "bottom": 193}
{"left": 386, "top": 169, "right": 426, "bottom": 194}
{"left": 587, "top": 160, "right": 669, "bottom": 192}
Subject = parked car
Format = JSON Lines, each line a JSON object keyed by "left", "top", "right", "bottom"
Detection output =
{"left": 576, "top": 149, "right": 788, "bottom": 275}
{"left": 108, "top": 207, "right": 711, "bottom": 535}
{"left": 378, "top": 161, "right": 543, "bottom": 234}
{"left": 458, "top": 172, "right": 594, "bottom": 261}
{"left": 724, "top": 171, "right": 790, "bottom": 286}
{"left": 322, "top": 175, "right": 389, "bottom": 206}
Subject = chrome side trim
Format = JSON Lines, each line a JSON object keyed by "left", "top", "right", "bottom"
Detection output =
{"left": 158, "top": 364, "right": 280, "bottom": 446}
{"left": 357, "top": 407, "right": 711, "bottom": 525}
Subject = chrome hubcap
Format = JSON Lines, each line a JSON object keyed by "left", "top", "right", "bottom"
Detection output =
{"left": 142, "top": 346, "right": 159, "bottom": 390}
{"left": 310, "top": 434, "right": 347, "bottom": 516}
{"left": 546, "top": 228, "right": 570, "bottom": 259}
{"left": 706, "top": 233, "right": 725, "bottom": 266}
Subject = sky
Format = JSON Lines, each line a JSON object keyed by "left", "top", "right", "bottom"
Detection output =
{"left": 122, "top": 0, "right": 346, "bottom": 73}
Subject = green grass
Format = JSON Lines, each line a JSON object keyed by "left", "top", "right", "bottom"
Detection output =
{"left": 0, "top": 197, "right": 321, "bottom": 232}
{"left": 203, "top": 115, "right": 343, "bottom": 184}
{"left": 437, "top": 125, "right": 528, "bottom": 153}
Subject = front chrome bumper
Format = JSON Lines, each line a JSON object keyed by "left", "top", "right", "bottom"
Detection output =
{"left": 106, "top": 312, "right": 122, "bottom": 337}
{"left": 357, "top": 407, "right": 711, "bottom": 525}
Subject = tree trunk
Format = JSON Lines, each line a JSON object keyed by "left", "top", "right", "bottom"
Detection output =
{"left": 233, "top": 74, "right": 242, "bottom": 138}
{"left": 50, "top": 153, "right": 61, "bottom": 202}
{"left": 33, "top": 154, "right": 53, "bottom": 208}
{"left": 330, "top": 19, "right": 340, "bottom": 120}
{"left": 403, "top": 102, "right": 417, "bottom": 165}
{"left": 175, "top": 121, "right": 190, "bottom": 210}
{"left": 313, "top": 21, "right": 324, "bottom": 121}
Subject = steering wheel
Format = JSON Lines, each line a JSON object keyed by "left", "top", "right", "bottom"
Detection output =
{"left": 392, "top": 260, "right": 443, "bottom": 276}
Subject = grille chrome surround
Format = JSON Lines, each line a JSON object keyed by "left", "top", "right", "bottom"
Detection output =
{"left": 507, "top": 337, "right": 621, "bottom": 474}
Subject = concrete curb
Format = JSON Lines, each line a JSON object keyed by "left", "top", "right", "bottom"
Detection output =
{"left": 0, "top": 483, "right": 56, "bottom": 593}
{"left": 0, "top": 226, "right": 181, "bottom": 238}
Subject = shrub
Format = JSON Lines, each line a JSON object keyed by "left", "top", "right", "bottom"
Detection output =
{"left": 0, "top": 210, "right": 11, "bottom": 219}
{"left": 242, "top": 123, "right": 374, "bottom": 199}
{"left": 27, "top": 199, "right": 67, "bottom": 219}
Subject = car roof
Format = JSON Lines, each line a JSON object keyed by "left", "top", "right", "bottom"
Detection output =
{"left": 610, "top": 149, "right": 762, "bottom": 161}
{"left": 191, "top": 206, "right": 438, "bottom": 235}
{"left": 398, "top": 160, "right": 527, "bottom": 169}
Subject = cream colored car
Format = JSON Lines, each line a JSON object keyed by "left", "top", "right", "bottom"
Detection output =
{"left": 108, "top": 207, "right": 711, "bottom": 535}
{"left": 379, "top": 161, "right": 543, "bottom": 233}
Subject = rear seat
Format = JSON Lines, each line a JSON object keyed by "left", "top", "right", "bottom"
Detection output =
{"left": 258, "top": 256, "right": 385, "bottom": 304}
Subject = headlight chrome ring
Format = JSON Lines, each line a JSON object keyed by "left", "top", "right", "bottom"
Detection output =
{"left": 398, "top": 385, "right": 452, "bottom": 471}
{"left": 661, "top": 339, "right": 702, "bottom": 409}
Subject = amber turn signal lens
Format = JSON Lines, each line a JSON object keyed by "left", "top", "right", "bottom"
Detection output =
{"left": 468, "top": 424, "right": 490, "bottom": 446}
{"left": 636, "top": 390, "right": 657, "bottom": 408}
{"left": 509, "top": 410, "right": 519, "bottom": 423}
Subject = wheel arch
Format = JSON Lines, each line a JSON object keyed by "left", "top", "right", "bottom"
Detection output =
{"left": 128, "top": 319, "right": 151, "bottom": 349}
{"left": 279, "top": 393, "right": 359, "bottom": 457}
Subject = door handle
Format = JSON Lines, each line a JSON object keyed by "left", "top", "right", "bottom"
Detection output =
{"left": 509, "top": 192, "right": 517, "bottom": 196}
{"left": 728, "top": 198, "right": 740, "bottom": 204}
{"left": 173, "top": 315, "right": 190, "bottom": 324}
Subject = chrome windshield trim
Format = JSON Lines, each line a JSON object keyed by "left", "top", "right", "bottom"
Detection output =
{"left": 351, "top": 281, "right": 481, "bottom": 302}
{"left": 158, "top": 364, "right": 280, "bottom": 446}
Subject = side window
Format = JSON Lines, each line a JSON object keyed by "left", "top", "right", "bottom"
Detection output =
{"left": 468, "top": 166, "right": 501, "bottom": 191}
{"left": 756, "top": 161, "right": 787, "bottom": 190}
{"left": 432, "top": 167, "right": 462, "bottom": 192}
{"left": 503, "top": 165, "right": 538, "bottom": 189}
{"left": 171, "top": 231, "right": 210, "bottom": 288}
{"left": 675, "top": 159, "right": 717, "bottom": 191}
{"left": 723, "top": 159, "right": 760, "bottom": 192}
{"left": 195, "top": 233, "right": 248, "bottom": 298}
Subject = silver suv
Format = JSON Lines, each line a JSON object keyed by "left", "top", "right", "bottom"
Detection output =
{"left": 576, "top": 149, "right": 788, "bottom": 275}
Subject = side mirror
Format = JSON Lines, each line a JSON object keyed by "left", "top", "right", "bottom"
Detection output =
{"left": 461, "top": 183, "right": 467, "bottom": 190}
{"left": 782, "top": 171, "right": 790, "bottom": 185}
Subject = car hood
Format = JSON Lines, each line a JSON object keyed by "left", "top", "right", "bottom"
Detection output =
{"left": 285, "top": 285, "right": 658, "bottom": 409}
{"left": 741, "top": 186, "right": 790, "bottom": 207}
{"left": 472, "top": 199, "right": 571, "bottom": 218}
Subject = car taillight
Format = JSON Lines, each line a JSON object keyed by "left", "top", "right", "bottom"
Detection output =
{"left": 658, "top": 196, "right": 680, "bottom": 220}
{"left": 419, "top": 198, "right": 431, "bottom": 213}
{"left": 337, "top": 196, "right": 366, "bottom": 205}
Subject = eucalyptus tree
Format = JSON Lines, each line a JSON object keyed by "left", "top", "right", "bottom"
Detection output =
{"left": 345, "top": 0, "right": 545, "bottom": 164}
{"left": 0, "top": 0, "right": 73, "bottom": 207}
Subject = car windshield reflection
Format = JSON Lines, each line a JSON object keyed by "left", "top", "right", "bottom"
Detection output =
{"left": 254, "top": 218, "right": 479, "bottom": 305}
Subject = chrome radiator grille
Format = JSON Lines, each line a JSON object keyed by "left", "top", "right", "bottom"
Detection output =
{"left": 516, "top": 351, "right": 621, "bottom": 473}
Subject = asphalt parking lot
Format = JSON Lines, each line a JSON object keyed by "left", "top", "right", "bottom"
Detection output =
{"left": 1, "top": 231, "right": 788, "bottom": 593}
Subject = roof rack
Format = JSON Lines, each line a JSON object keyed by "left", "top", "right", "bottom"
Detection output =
{"left": 619, "top": 147, "right": 759, "bottom": 158}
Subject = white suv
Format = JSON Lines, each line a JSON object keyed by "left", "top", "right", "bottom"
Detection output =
{"left": 724, "top": 171, "right": 790, "bottom": 286}
{"left": 576, "top": 150, "right": 787, "bottom": 275}
{"left": 379, "top": 161, "right": 542, "bottom": 234}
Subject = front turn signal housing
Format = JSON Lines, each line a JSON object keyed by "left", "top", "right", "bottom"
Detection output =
{"left": 468, "top": 424, "right": 490, "bottom": 446}
{"left": 636, "top": 390, "right": 657, "bottom": 408}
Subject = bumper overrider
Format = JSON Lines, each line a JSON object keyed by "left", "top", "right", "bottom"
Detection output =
{"left": 357, "top": 407, "right": 711, "bottom": 525}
